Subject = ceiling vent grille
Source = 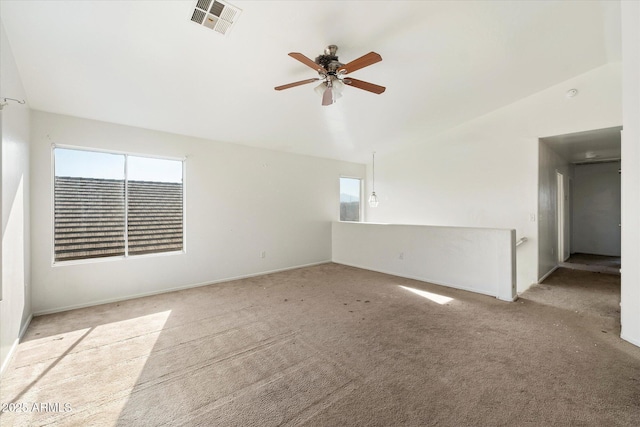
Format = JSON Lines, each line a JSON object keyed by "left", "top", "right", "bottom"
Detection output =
{"left": 191, "top": 0, "right": 241, "bottom": 36}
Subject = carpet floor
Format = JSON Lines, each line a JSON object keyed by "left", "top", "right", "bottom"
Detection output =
{"left": 1, "top": 263, "right": 639, "bottom": 426}
{"left": 562, "top": 253, "right": 621, "bottom": 275}
{"left": 566, "top": 253, "right": 621, "bottom": 269}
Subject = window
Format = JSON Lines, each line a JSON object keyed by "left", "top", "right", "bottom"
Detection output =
{"left": 340, "top": 177, "right": 361, "bottom": 221}
{"left": 53, "top": 148, "right": 183, "bottom": 262}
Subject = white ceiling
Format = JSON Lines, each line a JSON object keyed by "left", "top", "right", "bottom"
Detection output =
{"left": 542, "top": 126, "right": 622, "bottom": 164}
{"left": 0, "top": 0, "right": 621, "bottom": 164}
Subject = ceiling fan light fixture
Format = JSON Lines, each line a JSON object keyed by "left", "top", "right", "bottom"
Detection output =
{"left": 332, "top": 79, "right": 345, "bottom": 95}
{"left": 315, "top": 78, "right": 343, "bottom": 105}
{"left": 314, "top": 82, "right": 328, "bottom": 96}
{"left": 322, "top": 85, "right": 334, "bottom": 106}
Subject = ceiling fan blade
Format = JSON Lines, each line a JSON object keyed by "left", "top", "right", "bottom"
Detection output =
{"left": 288, "top": 52, "right": 327, "bottom": 74}
{"left": 322, "top": 86, "right": 333, "bottom": 106}
{"left": 274, "top": 78, "right": 320, "bottom": 91}
{"left": 337, "top": 52, "right": 382, "bottom": 74}
{"left": 343, "top": 78, "right": 386, "bottom": 94}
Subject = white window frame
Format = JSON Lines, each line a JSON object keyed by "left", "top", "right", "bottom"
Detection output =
{"left": 51, "top": 144, "right": 187, "bottom": 266}
{"left": 339, "top": 175, "right": 363, "bottom": 222}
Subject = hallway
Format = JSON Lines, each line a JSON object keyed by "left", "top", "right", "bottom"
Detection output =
{"left": 560, "top": 253, "right": 621, "bottom": 275}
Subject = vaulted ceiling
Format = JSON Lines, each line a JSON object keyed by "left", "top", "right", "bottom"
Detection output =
{"left": 0, "top": 1, "right": 621, "bottom": 163}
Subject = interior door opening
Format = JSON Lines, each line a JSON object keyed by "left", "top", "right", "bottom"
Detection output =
{"left": 563, "top": 160, "right": 621, "bottom": 275}
{"left": 540, "top": 126, "right": 622, "bottom": 277}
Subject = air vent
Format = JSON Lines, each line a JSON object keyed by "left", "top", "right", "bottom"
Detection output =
{"left": 191, "top": 0, "right": 241, "bottom": 36}
{"left": 191, "top": 9, "right": 205, "bottom": 24}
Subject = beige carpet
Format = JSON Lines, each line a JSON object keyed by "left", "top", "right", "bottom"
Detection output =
{"left": 563, "top": 253, "right": 621, "bottom": 275}
{"left": 1, "top": 263, "right": 639, "bottom": 426}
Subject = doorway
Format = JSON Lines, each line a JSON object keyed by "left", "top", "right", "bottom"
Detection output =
{"left": 538, "top": 126, "right": 622, "bottom": 279}
{"left": 563, "top": 160, "right": 621, "bottom": 275}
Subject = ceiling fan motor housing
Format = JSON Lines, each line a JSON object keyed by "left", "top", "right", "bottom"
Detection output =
{"left": 315, "top": 45, "right": 343, "bottom": 74}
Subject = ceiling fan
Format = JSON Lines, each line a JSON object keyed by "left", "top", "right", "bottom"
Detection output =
{"left": 274, "top": 45, "right": 386, "bottom": 106}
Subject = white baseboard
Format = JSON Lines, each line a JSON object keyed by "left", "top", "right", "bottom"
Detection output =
{"left": 20, "top": 314, "right": 33, "bottom": 338}
{"left": 498, "top": 294, "right": 519, "bottom": 302}
{"left": 0, "top": 340, "right": 19, "bottom": 376}
{"left": 621, "top": 333, "right": 640, "bottom": 348}
{"left": 1, "top": 314, "right": 33, "bottom": 376}
{"left": 538, "top": 265, "right": 559, "bottom": 283}
{"left": 33, "top": 260, "right": 331, "bottom": 316}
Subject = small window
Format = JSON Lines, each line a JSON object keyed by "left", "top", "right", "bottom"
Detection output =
{"left": 340, "top": 177, "right": 361, "bottom": 221}
{"left": 53, "top": 148, "right": 183, "bottom": 262}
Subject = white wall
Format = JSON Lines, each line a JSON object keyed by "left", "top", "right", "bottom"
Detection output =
{"left": 620, "top": 0, "right": 640, "bottom": 347}
{"left": 332, "top": 222, "right": 516, "bottom": 301}
{"left": 366, "top": 63, "right": 622, "bottom": 293}
{"left": 1, "top": 22, "right": 31, "bottom": 374}
{"left": 538, "top": 141, "right": 573, "bottom": 279}
{"left": 30, "top": 111, "right": 364, "bottom": 314}
{"left": 572, "top": 162, "right": 621, "bottom": 256}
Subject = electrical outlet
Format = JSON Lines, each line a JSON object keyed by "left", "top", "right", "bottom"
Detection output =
{"left": 260, "top": 251, "right": 266, "bottom": 258}
{"left": 399, "top": 252, "right": 404, "bottom": 260}
{"left": 529, "top": 213, "right": 536, "bottom": 222}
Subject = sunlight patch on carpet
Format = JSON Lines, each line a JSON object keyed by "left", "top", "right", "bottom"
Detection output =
{"left": 0, "top": 310, "right": 173, "bottom": 426}
{"left": 399, "top": 286, "right": 453, "bottom": 304}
